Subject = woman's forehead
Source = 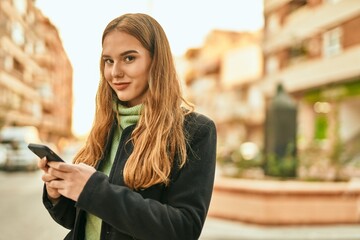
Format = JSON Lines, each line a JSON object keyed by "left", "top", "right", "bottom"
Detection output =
{"left": 102, "top": 31, "right": 145, "bottom": 54}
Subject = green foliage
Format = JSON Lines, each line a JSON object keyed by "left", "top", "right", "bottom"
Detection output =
{"left": 264, "top": 142, "right": 297, "bottom": 178}
{"left": 314, "top": 114, "right": 328, "bottom": 140}
{"left": 265, "top": 153, "right": 297, "bottom": 178}
{"left": 217, "top": 147, "right": 263, "bottom": 178}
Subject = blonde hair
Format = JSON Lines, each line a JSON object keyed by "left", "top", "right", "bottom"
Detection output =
{"left": 74, "top": 13, "right": 193, "bottom": 190}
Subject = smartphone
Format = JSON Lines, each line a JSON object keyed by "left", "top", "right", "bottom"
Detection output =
{"left": 28, "top": 143, "right": 65, "bottom": 162}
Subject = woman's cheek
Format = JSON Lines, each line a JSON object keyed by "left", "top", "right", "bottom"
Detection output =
{"left": 104, "top": 69, "right": 112, "bottom": 82}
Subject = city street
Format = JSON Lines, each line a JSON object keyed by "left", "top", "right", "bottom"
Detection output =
{"left": 0, "top": 170, "right": 68, "bottom": 239}
{"left": 1, "top": 170, "right": 360, "bottom": 240}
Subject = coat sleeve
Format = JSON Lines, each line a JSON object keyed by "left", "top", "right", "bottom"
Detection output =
{"left": 42, "top": 185, "right": 77, "bottom": 230}
{"left": 76, "top": 114, "right": 217, "bottom": 240}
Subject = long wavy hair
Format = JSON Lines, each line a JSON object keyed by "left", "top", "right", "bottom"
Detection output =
{"left": 73, "top": 13, "right": 193, "bottom": 190}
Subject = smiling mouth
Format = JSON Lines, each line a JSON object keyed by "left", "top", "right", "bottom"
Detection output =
{"left": 113, "top": 82, "right": 130, "bottom": 90}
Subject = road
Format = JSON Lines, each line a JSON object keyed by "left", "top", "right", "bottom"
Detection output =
{"left": 0, "top": 170, "right": 68, "bottom": 240}
{"left": 1, "top": 170, "right": 360, "bottom": 240}
{"left": 0, "top": 170, "right": 218, "bottom": 240}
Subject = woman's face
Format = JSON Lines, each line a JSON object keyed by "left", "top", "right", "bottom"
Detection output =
{"left": 102, "top": 30, "right": 152, "bottom": 107}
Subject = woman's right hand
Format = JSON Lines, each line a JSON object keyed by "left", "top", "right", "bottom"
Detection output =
{"left": 38, "top": 157, "right": 61, "bottom": 201}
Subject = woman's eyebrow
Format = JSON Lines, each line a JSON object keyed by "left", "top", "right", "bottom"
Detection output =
{"left": 120, "top": 50, "right": 139, "bottom": 56}
{"left": 102, "top": 50, "right": 139, "bottom": 58}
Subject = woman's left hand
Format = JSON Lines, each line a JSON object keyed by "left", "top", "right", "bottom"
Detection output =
{"left": 47, "top": 162, "right": 96, "bottom": 202}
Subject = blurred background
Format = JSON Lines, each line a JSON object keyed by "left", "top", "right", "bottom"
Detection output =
{"left": 1, "top": 0, "right": 360, "bottom": 239}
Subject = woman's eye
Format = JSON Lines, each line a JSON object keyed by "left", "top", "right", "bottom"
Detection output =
{"left": 124, "top": 56, "right": 135, "bottom": 63}
{"left": 104, "top": 59, "right": 113, "bottom": 64}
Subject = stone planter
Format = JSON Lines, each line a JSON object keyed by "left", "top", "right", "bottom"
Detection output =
{"left": 208, "top": 176, "right": 360, "bottom": 225}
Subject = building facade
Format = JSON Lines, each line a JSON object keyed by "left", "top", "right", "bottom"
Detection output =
{"left": 262, "top": 0, "right": 360, "bottom": 164}
{"left": 0, "top": 0, "right": 73, "bottom": 144}
{"left": 183, "top": 30, "right": 264, "bottom": 153}
{"left": 182, "top": 0, "right": 360, "bottom": 178}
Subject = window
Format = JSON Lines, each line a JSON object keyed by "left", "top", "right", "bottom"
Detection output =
{"left": 323, "top": 28, "right": 342, "bottom": 58}
{"left": 13, "top": 0, "right": 27, "bottom": 15}
{"left": 38, "top": 83, "right": 54, "bottom": 99}
{"left": 35, "top": 41, "right": 46, "bottom": 54}
{"left": 11, "top": 22, "right": 25, "bottom": 46}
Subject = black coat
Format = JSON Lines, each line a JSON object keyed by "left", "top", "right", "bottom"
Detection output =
{"left": 43, "top": 112, "right": 217, "bottom": 240}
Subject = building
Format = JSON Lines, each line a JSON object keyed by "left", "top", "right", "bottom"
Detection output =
{"left": 262, "top": 0, "right": 360, "bottom": 170}
{"left": 183, "top": 30, "right": 264, "bottom": 153}
{"left": 0, "top": 0, "right": 73, "bottom": 144}
{"left": 182, "top": 0, "right": 360, "bottom": 179}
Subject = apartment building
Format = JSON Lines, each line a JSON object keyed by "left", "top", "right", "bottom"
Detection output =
{"left": 183, "top": 0, "right": 360, "bottom": 168}
{"left": 183, "top": 30, "right": 264, "bottom": 152}
{"left": 0, "top": 0, "right": 73, "bottom": 143}
{"left": 263, "top": 0, "right": 360, "bottom": 159}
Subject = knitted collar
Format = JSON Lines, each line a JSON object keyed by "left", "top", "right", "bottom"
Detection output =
{"left": 113, "top": 102, "right": 142, "bottom": 129}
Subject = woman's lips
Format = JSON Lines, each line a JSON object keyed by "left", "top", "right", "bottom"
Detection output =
{"left": 113, "top": 82, "right": 130, "bottom": 90}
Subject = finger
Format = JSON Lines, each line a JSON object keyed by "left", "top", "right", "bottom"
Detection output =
{"left": 48, "top": 167, "right": 69, "bottom": 180}
{"left": 44, "top": 183, "right": 61, "bottom": 200}
{"left": 42, "top": 173, "right": 58, "bottom": 182}
{"left": 47, "top": 162, "right": 75, "bottom": 172}
{"left": 38, "top": 157, "right": 48, "bottom": 170}
{"left": 47, "top": 161, "right": 63, "bottom": 169}
{"left": 47, "top": 179, "right": 65, "bottom": 190}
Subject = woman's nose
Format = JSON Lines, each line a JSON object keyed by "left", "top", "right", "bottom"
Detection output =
{"left": 111, "top": 63, "right": 124, "bottom": 78}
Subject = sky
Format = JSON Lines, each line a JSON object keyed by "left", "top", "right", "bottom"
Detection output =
{"left": 35, "top": 0, "right": 264, "bottom": 137}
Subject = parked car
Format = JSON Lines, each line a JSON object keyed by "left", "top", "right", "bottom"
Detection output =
{"left": 0, "top": 126, "right": 41, "bottom": 171}
{"left": 0, "top": 144, "right": 7, "bottom": 169}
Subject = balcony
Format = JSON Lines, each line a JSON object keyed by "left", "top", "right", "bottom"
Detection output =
{"left": 0, "top": 37, "right": 43, "bottom": 75}
{"left": 261, "top": 44, "right": 360, "bottom": 95}
{"left": 0, "top": 71, "right": 39, "bottom": 100}
{"left": 264, "top": 1, "right": 360, "bottom": 53}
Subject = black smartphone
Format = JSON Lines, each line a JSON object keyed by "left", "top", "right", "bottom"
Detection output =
{"left": 28, "top": 143, "right": 65, "bottom": 162}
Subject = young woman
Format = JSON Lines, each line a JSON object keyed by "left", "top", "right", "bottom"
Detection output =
{"left": 38, "top": 13, "right": 217, "bottom": 240}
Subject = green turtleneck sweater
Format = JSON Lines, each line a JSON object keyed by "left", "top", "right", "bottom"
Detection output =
{"left": 85, "top": 103, "right": 142, "bottom": 240}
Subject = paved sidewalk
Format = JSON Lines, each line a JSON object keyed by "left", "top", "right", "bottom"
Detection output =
{"left": 200, "top": 217, "right": 360, "bottom": 240}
